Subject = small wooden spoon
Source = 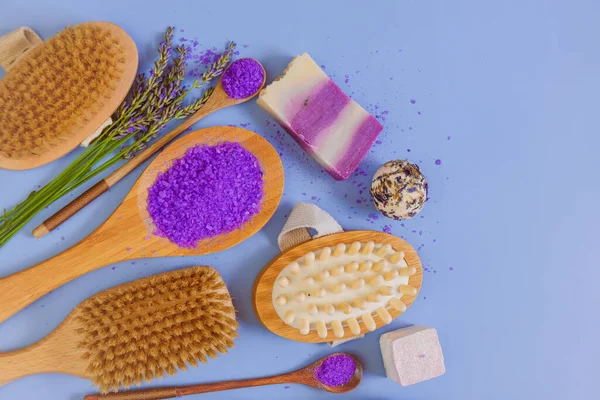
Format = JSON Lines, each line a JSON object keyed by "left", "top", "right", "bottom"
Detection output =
{"left": 0, "top": 126, "right": 284, "bottom": 323}
{"left": 33, "top": 58, "right": 266, "bottom": 237}
{"left": 83, "top": 353, "right": 363, "bottom": 399}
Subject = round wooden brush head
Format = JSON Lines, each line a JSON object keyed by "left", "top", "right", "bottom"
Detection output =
{"left": 0, "top": 22, "right": 138, "bottom": 170}
{"left": 0, "top": 266, "right": 238, "bottom": 393}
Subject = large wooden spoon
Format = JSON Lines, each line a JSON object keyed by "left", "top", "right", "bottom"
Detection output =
{"left": 84, "top": 353, "right": 363, "bottom": 399}
{"left": 0, "top": 126, "right": 284, "bottom": 323}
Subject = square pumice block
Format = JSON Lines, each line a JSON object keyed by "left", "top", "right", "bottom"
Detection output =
{"left": 379, "top": 325, "right": 445, "bottom": 386}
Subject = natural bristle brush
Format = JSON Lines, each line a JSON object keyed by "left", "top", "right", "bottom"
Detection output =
{"left": 0, "top": 266, "right": 238, "bottom": 393}
{"left": 0, "top": 22, "right": 138, "bottom": 170}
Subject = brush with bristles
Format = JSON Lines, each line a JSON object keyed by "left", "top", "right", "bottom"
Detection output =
{"left": 0, "top": 266, "right": 238, "bottom": 393}
{"left": 0, "top": 21, "right": 138, "bottom": 170}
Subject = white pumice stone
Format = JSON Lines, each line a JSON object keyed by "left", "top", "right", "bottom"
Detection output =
{"left": 304, "top": 276, "right": 315, "bottom": 285}
{"left": 307, "top": 303, "right": 318, "bottom": 316}
{"left": 316, "top": 288, "right": 327, "bottom": 298}
{"left": 275, "top": 295, "right": 288, "bottom": 306}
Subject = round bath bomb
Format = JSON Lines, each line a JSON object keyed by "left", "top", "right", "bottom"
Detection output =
{"left": 370, "top": 160, "right": 428, "bottom": 220}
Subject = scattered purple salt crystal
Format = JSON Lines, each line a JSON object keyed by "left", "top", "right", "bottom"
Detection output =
{"left": 410, "top": 99, "right": 416, "bottom": 104}
{"left": 147, "top": 142, "right": 264, "bottom": 248}
{"left": 221, "top": 58, "right": 264, "bottom": 99}
{"left": 314, "top": 354, "right": 356, "bottom": 387}
{"left": 435, "top": 159, "right": 442, "bottom": 165}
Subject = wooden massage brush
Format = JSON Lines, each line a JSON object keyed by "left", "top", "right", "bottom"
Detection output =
{"left": 0, "top": 126, "right": 284, "bottom": 323}
{"left": 253, "top": 231, "right": 423, "bottom": 342}
{"left": 0, "top": 22, "right": 138, "bottom": 170}
{"left": 0, "top": 266, "right": 238, "bottom": 393}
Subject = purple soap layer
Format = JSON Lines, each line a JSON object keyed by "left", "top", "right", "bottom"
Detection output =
{"left": 333, "top": 114, "right": 383, "bottom": 179}
{"left": 289, "top": 79, "right": 350, "bottom": 144}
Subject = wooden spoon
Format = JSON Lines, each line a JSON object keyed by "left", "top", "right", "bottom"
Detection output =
{"left": 83, "top": 353, "right": 363, "bottom": 399}
{"left": 32, "top": 58, "right": 266, "bottom": 237}
{"left": 0, "top": 126, "right": 284, "bottom": 323}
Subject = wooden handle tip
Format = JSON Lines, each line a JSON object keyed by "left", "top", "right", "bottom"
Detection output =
{"left": 32, "top": 224, "right": 49, "bottom": 238}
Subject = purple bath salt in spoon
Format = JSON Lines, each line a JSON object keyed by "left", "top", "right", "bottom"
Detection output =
{"left": 33, "top": 58, "right": 267, "bottom": 238}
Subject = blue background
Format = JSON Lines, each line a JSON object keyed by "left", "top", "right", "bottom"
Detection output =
{"left": 1, "top": 1, "right": 599, "bottom": 399}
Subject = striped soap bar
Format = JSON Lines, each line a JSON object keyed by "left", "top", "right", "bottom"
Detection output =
{"left": 257, "top": 53, "right": 383, "bottom": 180}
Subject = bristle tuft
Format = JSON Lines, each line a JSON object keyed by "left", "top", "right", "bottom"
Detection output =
{"left": 0, "top": 24, "right": 128, "bottom": 160}
{"left": 74, "top": 267, "right": 238, "bottom": 393}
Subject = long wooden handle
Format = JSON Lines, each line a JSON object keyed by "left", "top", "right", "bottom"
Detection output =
{"left": 32, "top": 86, "right": 230, "bottom": 238}
{"left": 0, "top": 231, "right": 126, "bottom": 323}
{"left": 84, "top": 373, "right": 296, "bottom": 400}
{"left": 0, "top": 322, "right": 86, "bottom": 386}
{"left": 33, "top": 180, "right": 110, "bottom": 238}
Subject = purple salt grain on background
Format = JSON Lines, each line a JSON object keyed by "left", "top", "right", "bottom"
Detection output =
{"left": 314, "top": 354, "right": 356, "bottom": 387}
{"left": 222, "top": 58, "right": 264, "bottom": 99}
{"left": 147, "top": 142, "right": 264, "bottom": 248}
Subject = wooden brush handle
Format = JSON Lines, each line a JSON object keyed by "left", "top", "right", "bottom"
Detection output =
{"left": 0, "top": 323, "right": 86, "bottom": 386}
{"left": 33, "top": 180, "right": 110, "bottom": 238}
{"left": 84, "top": 373, "right": 297, "bottom": 399}
{"left": 0, "top": 229, "right": 127, "bottom": 323}
{"left": 32, "top": 86, "right": 230, "bottom": 238}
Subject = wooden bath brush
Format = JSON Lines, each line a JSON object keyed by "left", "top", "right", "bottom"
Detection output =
{"left": 0, "top": 22, "right": 138, "bottom": 170}
{"left": 0, "top": 126, "right": 284, "bottom": 323}
{"left": 253, "top": 204, "right": 422, "bottom": 343}
{"left": 0, "top": 266, "right": 238, "bottom": 393}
